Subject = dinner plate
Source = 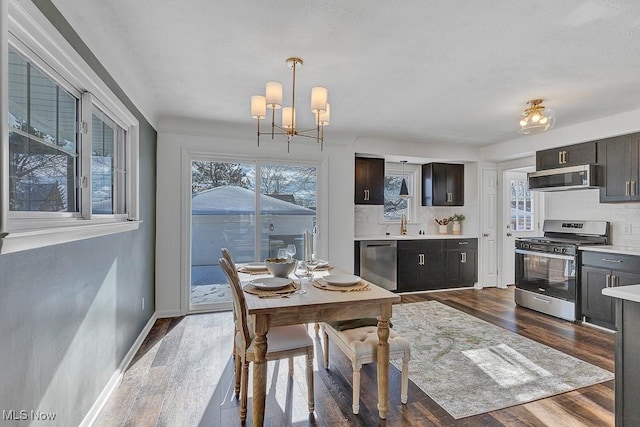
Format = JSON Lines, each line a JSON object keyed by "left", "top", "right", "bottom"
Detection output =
{"left": 315, "top": 259, "right": 329, "bottom": 267}
{"left": 251, "top": 277, "right": 292, "bottom": 290}
{"left": 243, "top": 262, "right": 267, "bottom": 271}
{"left": 323, "top": 274, "right": 361, "bottom": 287}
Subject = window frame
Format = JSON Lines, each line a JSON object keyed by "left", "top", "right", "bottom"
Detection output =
{"left": 382, "top": 162, "right": 418, "bottom": 223}
{"left": 1, "top": 0, "right": 140, "bottom": 253}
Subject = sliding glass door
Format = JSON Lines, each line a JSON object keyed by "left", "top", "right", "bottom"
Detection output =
{"left": 189, "top": 158, "right": 317, "bottom": 312}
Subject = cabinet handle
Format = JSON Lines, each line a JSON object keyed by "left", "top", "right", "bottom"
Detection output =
{"left": 458, "top": 241, "right": 468, "bottom": 245}
{"left": 563, "top": 151, "right": 568, "bottom": 164}
{"left": 558, "top": 151, "right": 563, "bottom": 164}
{"left": 633, "top": 181, "right": 637, "bottom": 196}
{"left": 626, "top": 181, "right": 630, "bottom": 196}
{"left": 446, "top": 192, "right": 453, "bottom": 203}
{"left": 364, "top": 189, "right": 369, "bottom": 201}
{"left": 601, "top": 258, "right": 622, "bottom": 263}
{"left": 606, "top": 274, "right": 611, "bottom": 288}
{"left": 612, "top": 275, "right": 617, "bottom": 287}
{"left": 418, "top": 253, "right": 425, "bottom": 265}
{"left": 461, "top": 252, "right": 467, "bottom": 263}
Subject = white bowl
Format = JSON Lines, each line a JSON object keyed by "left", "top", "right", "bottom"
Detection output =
{"left": 265, "top": 259, "right": 296, "bottom": 278}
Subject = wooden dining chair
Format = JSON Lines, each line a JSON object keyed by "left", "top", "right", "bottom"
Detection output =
{"left": 219, "top": 257, "right": 315, "bottom": 421}
{"left": 321, "top": 321, "right": 411, "bottom": 414}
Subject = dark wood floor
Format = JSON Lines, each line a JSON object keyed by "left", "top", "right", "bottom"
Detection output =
{"left": 95, "top": 287, "right": 615, "bottom": 426}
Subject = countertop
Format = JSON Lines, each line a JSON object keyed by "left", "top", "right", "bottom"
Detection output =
{"left": 355, "top": 234, "right": 478, "bottom": 241}
{"left": 602, "top": 284, "right": 640, "bottom": 303}
{"left": 579, "top": 245, "right": 640, "bottom": 256}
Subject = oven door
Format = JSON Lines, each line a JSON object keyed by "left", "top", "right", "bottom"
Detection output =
{"left": 515, "top": 249, "right": 576, "bottom": 301}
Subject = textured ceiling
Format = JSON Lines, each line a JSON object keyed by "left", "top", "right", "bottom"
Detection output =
{"left": 51, "top": 0, "right": 640, "bottom": 146}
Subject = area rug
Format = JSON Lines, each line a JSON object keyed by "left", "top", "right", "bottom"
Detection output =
{"left": 390, "top": 301, "right": 614, "bottom": 419}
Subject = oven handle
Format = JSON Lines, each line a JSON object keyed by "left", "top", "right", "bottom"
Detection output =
{"left": 515, "top": 249, "right": 575, "bottom": 261}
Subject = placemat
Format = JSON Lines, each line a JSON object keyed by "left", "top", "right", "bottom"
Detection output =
{"left": 243, "top": 281, "right": 300, "bottom": 297}
{"left": 313, "top": 265, "right": 334, "bottom": 272}
{"left": 312, "top": 279, "right": 370, "bottom": 292}
{"left": 237, "top": 266, "right": 270, "bottom": 275}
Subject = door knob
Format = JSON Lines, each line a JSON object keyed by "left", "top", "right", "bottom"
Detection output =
{"left": 483, "top": 233, "right": 489, "bottom": 237}
{"left": 506, "top": 232, "right": 512, "bottom": 237}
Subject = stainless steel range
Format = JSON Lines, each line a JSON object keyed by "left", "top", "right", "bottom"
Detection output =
{"left": 514, "top": 219, "right": 609, "bottom": 322}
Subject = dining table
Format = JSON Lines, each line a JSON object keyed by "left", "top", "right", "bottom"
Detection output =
{"left": 238, "top": 265, "right": 401, "bottom": 426}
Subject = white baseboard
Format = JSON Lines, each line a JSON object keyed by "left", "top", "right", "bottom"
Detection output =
{"left": 156, "top": 308, "right": 183, "bottom": 318}
{"left": 79, "top": 311, "right": 158, "bottom": 427}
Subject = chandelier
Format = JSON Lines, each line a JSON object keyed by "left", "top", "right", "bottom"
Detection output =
{"left": 518, "top": 99, "right": 556, "bottom": 134}
{"left": 250, "top": 57, "right": 330, "bottom": 152}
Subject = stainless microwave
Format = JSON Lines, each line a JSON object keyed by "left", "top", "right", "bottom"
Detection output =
{"left": 528, "top": 164, "right": 597, "bottom": 192}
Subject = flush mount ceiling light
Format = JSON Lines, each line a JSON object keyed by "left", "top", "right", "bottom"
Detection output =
{"left": 518, "top": 99, "right": 556, "bottom": 134}
{"left": 250, "top": 57, "right": 330, "bottom": 152}
{"left": 399, "top": 160, "right": 410, "bottom": 198}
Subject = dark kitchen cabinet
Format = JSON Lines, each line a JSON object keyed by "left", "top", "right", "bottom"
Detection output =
{"left": 446, "top": 239, "right": 478, "bottom": 287}
{"left": 422, "top": 163, "right": 464, "bottom": 206}
{"left": 397, "top": 240, "right": 445, "bottom": 291}
{"left": 536, "top": 141, "right": 597, "bottom": 170}
{"left": 580, "top": 250, "right": 640, "bottom": 330}
{"left": 598, "top": 134, "right": 640, "bottom": 203}
{"left": 355, "top": 157, "right": 385, "bottom": 205}
{"left": 611, "top": 297, "right": 640, "bottom": 427}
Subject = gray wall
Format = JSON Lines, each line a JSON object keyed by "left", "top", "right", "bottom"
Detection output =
{"left": 0, "top": 1, "right": 156, "bottom": 425}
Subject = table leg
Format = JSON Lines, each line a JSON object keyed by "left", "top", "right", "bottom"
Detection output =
{"left": 253, "top": 314, "right": 269, "bottom": 426}
{"left": 377, "top": 303, "right": 392, "bottom": 419}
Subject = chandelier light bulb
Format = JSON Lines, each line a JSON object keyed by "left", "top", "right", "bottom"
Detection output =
{"left": 531, "top": 112, "right": 541, "bottom": 123}
{"left": 520, "top": 118, "right": 528, "bottom": 127}
{"left": 282, "top": 106, "right": 296, "bottom": 129}
{"left": 539, "top": 116, "right": 548, "bottom": 125}
{"left": 318, "top": 103, "right": 330, "bottom": 125}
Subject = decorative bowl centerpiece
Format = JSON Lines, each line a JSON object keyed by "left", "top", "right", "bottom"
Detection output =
{"left": 265, "top": 258, "right": 296, "bottom": 278}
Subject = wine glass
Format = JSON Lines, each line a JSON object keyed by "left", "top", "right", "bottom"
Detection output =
{"left": 305, "top": 259, "right": 318, "bottom": 278}
{"left": 286, "top": 244, "right": 297, "bottom": 261}
{"left": 293, "top": 261, "right": 308, "bottom": 294}
{"left": 277, "top": 248, "right": 287, "bottom": 260}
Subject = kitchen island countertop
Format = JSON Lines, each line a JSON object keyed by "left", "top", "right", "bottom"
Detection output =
{"left": 602, "top": 284, "right": 640, "bottom": 303}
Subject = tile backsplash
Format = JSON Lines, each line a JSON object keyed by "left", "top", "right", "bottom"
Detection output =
{"left": 355, "top": 205, "right": 477, "bottom": 236}
{"left": 545, "top": 189, "right": 640, "bottom": 246}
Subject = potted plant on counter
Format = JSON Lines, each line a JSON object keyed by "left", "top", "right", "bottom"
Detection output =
{"left": 435, "top": 218, "right": 450, "bottom": 234}
{"left": 449, "top": 213, "right": 465, "bottom": 235}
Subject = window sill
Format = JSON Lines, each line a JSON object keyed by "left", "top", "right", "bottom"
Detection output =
{"left": 0, "top": 219, "right": 142, "bottom": 254}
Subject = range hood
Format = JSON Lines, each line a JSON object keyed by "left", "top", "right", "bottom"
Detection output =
{"left": 528, "top": 164, "right": 598, "bottom": 192}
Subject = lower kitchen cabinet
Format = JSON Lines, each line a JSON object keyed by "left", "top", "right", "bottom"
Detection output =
{"left": 397, "top": 238, "right": 477, "bottom": 292}
{"left": 581, "top": 250, "right": 640, "bottom": 330}
{"left": 397, "top": 240, "right": 445, "bottom": 291}
{"left": 446, "top": 239, "right": 478, "bottom": 287}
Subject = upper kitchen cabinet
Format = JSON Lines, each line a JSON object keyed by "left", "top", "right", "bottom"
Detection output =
{"left": 536, "top": 141, "right": 597, "bottom": 170}
{"left": 355, "top": 156, "right": 385, "bottom": 205}
{"left": 422, "top": 163, "right": 464, "bottom": 206}
{"left": 598, "top": 134, "right": 640, "bottom": 203}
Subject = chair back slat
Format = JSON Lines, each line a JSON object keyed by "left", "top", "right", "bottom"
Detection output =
{"left": 219, "top": 257, "right": 251, "bottom": 350}
{"left": 221, "top": 247, "right": 235, "bottom": 266}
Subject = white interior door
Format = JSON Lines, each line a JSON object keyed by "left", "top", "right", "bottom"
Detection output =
{"left": 480, "top": 168, "right": 498, "bottom": 287}
{"left": 500, "top": 170, "right": 542, "bottom": 286}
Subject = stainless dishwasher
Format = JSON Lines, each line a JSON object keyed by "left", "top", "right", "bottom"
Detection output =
{"left": 359, "top": 240, "right": 397, "bottom": 291}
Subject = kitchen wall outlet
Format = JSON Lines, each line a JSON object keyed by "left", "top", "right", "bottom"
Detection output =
{"left": 141, "top": 297, "right": 145, "bottom": 311}
{"left": 623, "top": 223, "right": 632, "bottom": 235}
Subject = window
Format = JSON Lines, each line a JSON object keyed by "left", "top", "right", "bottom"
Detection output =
{"left": 8, "top": 48, "right": 78, "bottom": 212}
{"left": 383, "top": 163, "right": 416, "bottom": 222}
{"left": 1, "top": 1, "right": 140, "bottom": 253}
{"left": 510, "top": 178, "right": 534, "bottom": 231}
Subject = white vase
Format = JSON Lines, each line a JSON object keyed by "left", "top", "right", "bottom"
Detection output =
{"left": 438, "top": 224, "right": 448, "bottom": 234}
{"left": 452, "top": 221, "right": 461, "bottom": 235}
